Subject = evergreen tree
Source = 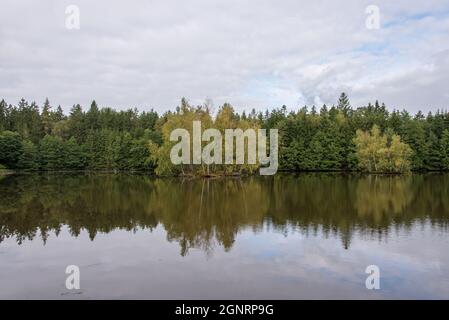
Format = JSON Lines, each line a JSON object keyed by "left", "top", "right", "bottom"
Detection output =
{"left": 28, "top": 101, "right": 43, "bottom": 144}
{"left": 128, "top": 138, "right": 152, "bottom": 170}
{"left": 53, "top": 105, "right": 66, "bottom": 122}
{"left": 64, "top": 137, "right": 86, "bottom": 170}
{"left": 86, "top": 100, "right": 100, "bottom": 131}
{"left": 441, "top": 130, "right": 449, "bottom": 170}
{"left": 15, "top": 98, "right": 30, "bottom": 138}
{"left": 0, "top": 131, "right": 22, "bottom": 168}
{"left": 401, "top": 120, "right": 427, "bottom": 170}
{"left": 0, "top": 99, "right": 7, "bottom": 131}
{"left": 68, "top": 104, "right": 85, "bottom": 142}
{"left": 39, "top": 135, "right": 65, "bottom": 170}
{"left": 337, "top": 92, "right": 351, "bottom": 114}
{"left": 17, "top": 140, "right": 39, "bottom": 170}
{"left": 42, "top": 98, "right": 52, "bottom": 135}
{"left": 425, "top": 131, "right": 442, "bottom": 170}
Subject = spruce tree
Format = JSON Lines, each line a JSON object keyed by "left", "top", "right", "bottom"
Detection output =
{"left": 42, "top": 98, "right": 52, "bottom": 135}
{"left": 17, "top": 140, "right": 39, "bottom": 170}
{"left": 54, "top": 105, "right": 65, "bottom": 122}
{"left": 425, "top": 131, "right": 442, "bottom": 170}
{"left": 441, "top": 130, "right": 449, "bottom": 170}
{"left": 0, "top": 99, "right": 7, "bottom": 131}
{"left": 337, "top": 92, "right": 351, "bottom": 113}
{"left": 86, "top": 100, "right": 99, "bottom": 131}
{"left": 0, "top": 131, "right": 22, "bottom": 168}
{"left": 64, "top": 137, "right": 85, "bottom": 170}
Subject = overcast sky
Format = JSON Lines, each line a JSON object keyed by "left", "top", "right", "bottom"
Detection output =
{"left": 1, "top": 0, "right": 449, "bottom": 114}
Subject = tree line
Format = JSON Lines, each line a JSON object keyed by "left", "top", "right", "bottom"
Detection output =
{"left": 1, "top": 93, "right": 449, "bottom": 173}
{"left": 0, "top": 98, "right": 159, "bottom": 171}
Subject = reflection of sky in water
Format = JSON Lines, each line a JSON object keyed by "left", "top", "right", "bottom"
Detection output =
{"left": 1, "top": 221, "right": 448, "bottom": 299}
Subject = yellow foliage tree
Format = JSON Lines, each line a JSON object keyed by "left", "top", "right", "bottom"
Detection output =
{"left": 354, "top": 125, "right": 413, "bottom": 173}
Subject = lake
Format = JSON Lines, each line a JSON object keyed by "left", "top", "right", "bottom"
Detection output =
{"left": 1, "top": 173, "right": 449, "bottom": 299}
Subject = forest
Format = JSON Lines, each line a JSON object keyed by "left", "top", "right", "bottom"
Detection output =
{"left": 1, "top": 93, "right": 449, "bottom": 174}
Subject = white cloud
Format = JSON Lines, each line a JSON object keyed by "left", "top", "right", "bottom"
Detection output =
{"left": 0, "top": 0, "right": 448, "bottom": 113}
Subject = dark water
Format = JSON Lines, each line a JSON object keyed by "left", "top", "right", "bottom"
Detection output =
{"left": 1, "top": 173, "right": 449, "bottom": 299}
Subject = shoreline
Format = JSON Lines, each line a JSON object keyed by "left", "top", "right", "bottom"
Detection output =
{"left": 1, "top": 168, "right": 448, "bottom": 178}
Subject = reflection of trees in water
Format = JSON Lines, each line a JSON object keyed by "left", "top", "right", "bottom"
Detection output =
{"left": 1, "top": 173, "right": 449, "bottom": 253}
{"left": 0, "top": 174, "right": 159, "bottom": 244}
{"left": 354, "top": 175, "right": 414, "bottom": 221}
{"left": 148, "top": 178, "right": 268, "bottom": 255}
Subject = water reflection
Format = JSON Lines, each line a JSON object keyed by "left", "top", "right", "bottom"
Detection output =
{"left": 1, "top": 173, "right": 449, "bottom": 255}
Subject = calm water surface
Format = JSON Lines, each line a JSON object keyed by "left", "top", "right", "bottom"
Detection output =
{"left": 1, "top": 173, "right": 449, "bottom": 299}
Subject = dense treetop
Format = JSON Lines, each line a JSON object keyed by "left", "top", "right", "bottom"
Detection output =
{"left": 1, "top": 93, "right": 449, "bottom": 173}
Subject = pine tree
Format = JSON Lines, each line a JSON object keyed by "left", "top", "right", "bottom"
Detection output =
{"left": 53, "top": 105, "right": 65, "bottom": 122}
{"left": 337, "top": 92, "right": 351, "bottom": 114}
{"left": 39, "top": 135, "right": 65, "bottom": 170}
{"left": 29, "top": 101, "right": 43, "bottom": 144}
{"left": 401, "top": 120, "right": 427, "bottom": 170}
{"left": 0, "top": 99, "right": 7, "bottom": 131}
{"left": 441, "top": 130, "right": 449, "bottom": 170}
{"left": 86, "top": 100, "right": 100, "bottom": 131}
{"left": 42, "top": 98, "right": 52, "bottom": 135}
{"left": 15, "top": 98, "right": 29, "bottom": 138}
{"left": 64, "top": 137, "right": 85, "bottom": 170}
{"left": 17, "top": 140, "right": 39, "bottom": 170}
{"left": 425, "top": 131, "right": 442, "bottom": 170}
{"left": 309, "top": 132, "right": 325, "bottom": 169}
{"left": 0, "top": 131, "right": 22, "bottom": 168}
{"left": 68, "top": 104, "right": 85, "bottom": 142}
